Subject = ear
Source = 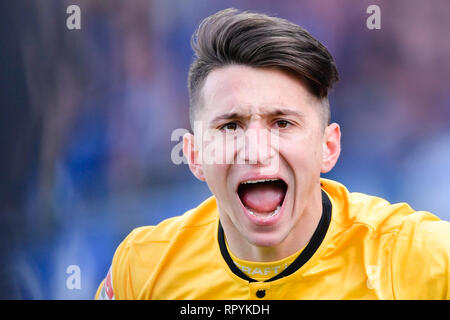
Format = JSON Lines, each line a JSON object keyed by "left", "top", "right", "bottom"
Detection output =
{"left": 183, "top": 132, "right": 206, "bottom": 181}
{"left": 321, "top": 123, "right": 341, "bottom": 173}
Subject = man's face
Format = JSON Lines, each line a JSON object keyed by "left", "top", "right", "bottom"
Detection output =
{"left": 184, "top": 65, "right": 340, "bottom": 250}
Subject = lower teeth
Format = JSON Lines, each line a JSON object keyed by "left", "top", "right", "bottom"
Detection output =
{"left": 247, "top": 205, "right": 281, "bottom": 218}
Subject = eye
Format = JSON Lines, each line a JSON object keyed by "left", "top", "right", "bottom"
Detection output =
{"left": 220, "top": 122, "right": 239, "bottom": 131}
{"left": 275, "top": 119, "right": 290, "bottom": 129}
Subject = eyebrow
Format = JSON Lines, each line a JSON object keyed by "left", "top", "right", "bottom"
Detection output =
{"left": 209, "top": 112, "right": 243, "bottom": 124}
{"left": 209, "top": 107, "right": 304, "bottom": 125}
{"left": 269, "top": 108, "right": 304, "bottom": 118}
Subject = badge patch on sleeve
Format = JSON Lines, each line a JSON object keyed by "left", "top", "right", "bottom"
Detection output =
{"left": 98, "top": 266, "right": 115, "bottom": 300}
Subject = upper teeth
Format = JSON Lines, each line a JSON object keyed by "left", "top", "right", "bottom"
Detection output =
{"left": 241, "top": 179, "right": 280, "bottom": 184}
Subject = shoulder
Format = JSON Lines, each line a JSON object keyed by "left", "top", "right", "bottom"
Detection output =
{"left": 321, "top": 178, "right": 437, "bottom": 235}
{"left": 393, "top": 210, "right": 450, "bottom": 262}
{"left": 109, "top": 196, "right": 219, "bottom": 299}
{"left": 117, "top": 195, "right": 218, "bottom": 249}
{"left": 321, "top": 178, "right": 449, "bottom": 299}
{"left": 390, "top": 213, "right": 450, "bottom": 299}
{"left": 395, "top": 210, "right": 450, "bottom": 262}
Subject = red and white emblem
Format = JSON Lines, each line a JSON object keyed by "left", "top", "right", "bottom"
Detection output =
{"left": 98, "top": 266, "right": 115, "bottom": 300}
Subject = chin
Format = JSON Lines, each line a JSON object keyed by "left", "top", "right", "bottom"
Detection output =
{"left": 244, "top": 227, "right": 289, "bottom": 248}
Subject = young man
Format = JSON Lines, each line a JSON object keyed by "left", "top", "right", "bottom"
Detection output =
{"left": 96, "top": 8, "right": 449, "bottom": 300}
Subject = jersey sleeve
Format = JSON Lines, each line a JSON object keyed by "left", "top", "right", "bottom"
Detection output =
{"left": 95, "top": 228, "right": 146, "bottom": 300}
{"left": 390, "top": 211, "right": 450, "bottom": 299}
{"left": 94, "top": 279, "right": 105, "bottom": 300}
{"left": 95, "top": 267, "right": 114, "bottom": 300}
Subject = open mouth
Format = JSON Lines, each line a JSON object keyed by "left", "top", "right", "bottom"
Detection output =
{"left": 237, "top": 178, "right": 288, "bottom": 219}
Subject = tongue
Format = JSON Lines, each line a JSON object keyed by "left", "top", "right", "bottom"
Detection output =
{"left": 239, "top": 182, "right": 285, "bottom": 213}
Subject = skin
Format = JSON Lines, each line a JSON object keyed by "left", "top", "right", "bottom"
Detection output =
{"left": 183, "top": 65, "right": 341, "bottom": 262}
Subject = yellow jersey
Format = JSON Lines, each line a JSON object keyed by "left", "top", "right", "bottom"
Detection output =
{"left": 225, "top": 238, "right": 304, "bottom": 281}
{"left": 95, "top": 178, "right": 450, "bottom": 300}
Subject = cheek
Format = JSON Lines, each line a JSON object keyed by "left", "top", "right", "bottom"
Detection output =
{"left": 202, "top": 163, "right": 230, "bottom": 195}
{"left": 201, "top": 133, "right": 239, "bottom": 166}
{"left": 279, "top": 134, "right": 323, "bottom": 171}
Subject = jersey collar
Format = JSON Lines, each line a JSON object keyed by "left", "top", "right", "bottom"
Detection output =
{"left": 217, "top": 189, "right": 332, "bottom": 283}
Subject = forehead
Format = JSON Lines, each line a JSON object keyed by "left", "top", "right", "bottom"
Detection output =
{"left": 199, "top": 65, "right": 318, "bottom": 122}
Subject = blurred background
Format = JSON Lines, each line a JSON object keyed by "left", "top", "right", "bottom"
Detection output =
{"left": 0, "top": 0, "right": 449, "bottom": 299}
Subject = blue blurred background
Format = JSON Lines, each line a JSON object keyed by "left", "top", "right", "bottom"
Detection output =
{"left": 1, "top": 0, "right": 449, "bottom": 299}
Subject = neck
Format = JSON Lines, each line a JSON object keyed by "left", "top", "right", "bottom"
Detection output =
{"left": 220, "top": 185, "right": 323, "bottom": 262}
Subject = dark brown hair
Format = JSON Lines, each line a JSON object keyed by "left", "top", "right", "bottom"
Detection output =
{"left": 188, "top": 8, "right": 339, "bottom": 128}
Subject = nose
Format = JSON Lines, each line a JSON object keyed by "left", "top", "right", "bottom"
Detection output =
{"left": 236, "top": 122, "right": 279, "bottom": 167}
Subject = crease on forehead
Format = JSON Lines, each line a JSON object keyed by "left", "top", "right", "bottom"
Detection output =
{"left": 196, "top": 66, "right": 325, "bottom": 128}
{"left": 207, "top": 103, "right": 306, "bottom": 125}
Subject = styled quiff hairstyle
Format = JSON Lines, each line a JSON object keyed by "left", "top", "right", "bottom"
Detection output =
{"left": 188, "top": 8, "right": 339, "bottom": 129}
